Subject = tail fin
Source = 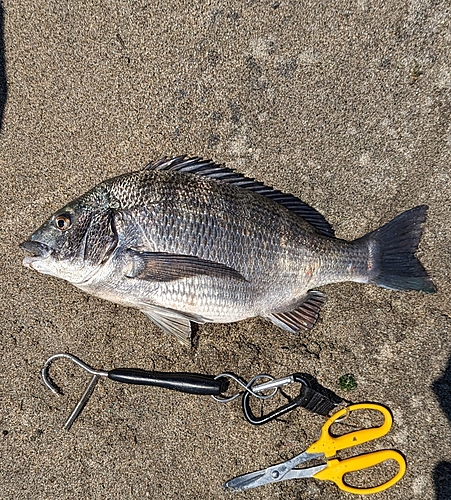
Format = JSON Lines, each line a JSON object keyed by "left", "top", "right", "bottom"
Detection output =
{"left": 360, "top": 205, "right": 436, "bottom": 293}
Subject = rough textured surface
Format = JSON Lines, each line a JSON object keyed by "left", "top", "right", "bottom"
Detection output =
{"left": 1, "top": 1, "right": 450, "bottom": 499}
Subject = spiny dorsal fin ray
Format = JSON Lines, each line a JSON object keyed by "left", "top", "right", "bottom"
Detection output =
{"left": 145, "top": 156, "right": 335, "bottom": 238}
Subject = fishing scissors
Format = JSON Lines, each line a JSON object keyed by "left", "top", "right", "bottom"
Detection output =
{"left": 224, "top": 403, "right": 406, "bottom": 495}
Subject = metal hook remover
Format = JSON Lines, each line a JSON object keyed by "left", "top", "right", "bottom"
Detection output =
{"left": 42, "top": 354, "right": 346, "bottom": 429}
{"left": 42, "top": 353, "right": 228, "bottom": 430}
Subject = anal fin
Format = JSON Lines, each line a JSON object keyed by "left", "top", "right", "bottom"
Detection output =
{"left": 266, "top": 291, "right": 327, "bottom": 333}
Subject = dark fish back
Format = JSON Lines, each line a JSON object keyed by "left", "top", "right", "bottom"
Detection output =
{"left": 105, "top": 169, "right": 319, "bottom": 283}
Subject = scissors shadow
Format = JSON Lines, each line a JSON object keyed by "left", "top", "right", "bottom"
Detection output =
{"left": 432, "top": 357, "right": 451, "bottom": 499}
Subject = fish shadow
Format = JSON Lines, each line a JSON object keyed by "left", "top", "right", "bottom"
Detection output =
{"left": 0, "top": 1, "right": 6, "bottom": 132}
{"left": 432, "top": 358, "right": 451, "bottom": 499}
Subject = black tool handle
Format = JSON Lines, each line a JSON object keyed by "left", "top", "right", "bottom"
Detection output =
{"left": 108, "top": 368, "right": 228, "bottom": 396}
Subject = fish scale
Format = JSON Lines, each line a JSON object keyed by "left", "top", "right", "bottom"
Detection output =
{"left": 21, "top": 156, "right": 435, "bottom": 345}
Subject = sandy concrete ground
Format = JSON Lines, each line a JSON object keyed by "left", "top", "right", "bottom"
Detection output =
{"left": 1, "top": 1, "right": 450, "bottom": 499}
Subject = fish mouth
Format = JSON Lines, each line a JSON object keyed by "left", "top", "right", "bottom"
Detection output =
{"left": 20, "top": 240, "right": 52, "bottom": 268}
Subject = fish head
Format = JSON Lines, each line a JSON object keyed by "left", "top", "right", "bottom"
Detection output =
{"left": 20, "top": 189, "right": 118, "bottom": 284}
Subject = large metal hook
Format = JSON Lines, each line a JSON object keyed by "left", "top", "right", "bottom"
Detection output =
{"left": 42, "top": 353, "right": 108, "bottom": 430}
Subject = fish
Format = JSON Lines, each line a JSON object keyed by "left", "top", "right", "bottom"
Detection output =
{"left": 20, "top": 156, "right": 436, "bottom": 345}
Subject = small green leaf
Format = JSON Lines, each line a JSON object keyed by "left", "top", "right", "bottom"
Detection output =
{"left": 338, "top": 374, "right": 357, "bottom": 391}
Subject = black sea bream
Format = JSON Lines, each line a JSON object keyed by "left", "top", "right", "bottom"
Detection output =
{"left": 21, "top": 157, "right": 435, "bottom": 344}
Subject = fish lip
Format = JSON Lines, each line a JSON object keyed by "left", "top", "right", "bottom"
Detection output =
{"left": 20, "top": 240, "right": 52, "bottom": 267}
{"left": 20, "top": 240, "right": 52, "bottom": 257}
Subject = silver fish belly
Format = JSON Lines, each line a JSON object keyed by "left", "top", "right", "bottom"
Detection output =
{"left": 21, "top": 156, "right": 435, "bottom": 344}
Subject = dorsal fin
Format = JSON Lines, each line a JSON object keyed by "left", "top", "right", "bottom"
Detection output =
{"left": 145, "top": 156, "right": 335, "bottom": 238}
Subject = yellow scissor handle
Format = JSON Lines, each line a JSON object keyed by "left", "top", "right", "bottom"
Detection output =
{"left": 306, "top": 403, "right": 392, "bottom": 457}
{"left": 313, "top": 449, "right": 407, "bottom": 494}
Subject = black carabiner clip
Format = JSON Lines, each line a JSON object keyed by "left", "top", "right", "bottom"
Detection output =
{"left": 242, "top": 373, "right": 342, "bottom": 425}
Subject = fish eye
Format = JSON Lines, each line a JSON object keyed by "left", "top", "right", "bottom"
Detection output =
{"left": 55, "top": 213, "right": 72, "bottom": 231}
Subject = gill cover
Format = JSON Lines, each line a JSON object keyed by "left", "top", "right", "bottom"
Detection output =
{"left": 82, "top": 209, "right": 118, "bottom": 267}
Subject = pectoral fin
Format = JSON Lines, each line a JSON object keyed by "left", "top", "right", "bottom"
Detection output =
{"left": 142, "top": 305, "right": 207, "bottom": 345}
{"left": 266, "top": 291, "right": 327, "bottom": 332}
{"left": 126, "top": 249, "right": 246, "bottom": 282}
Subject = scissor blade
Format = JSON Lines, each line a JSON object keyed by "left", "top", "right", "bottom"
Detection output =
{"left": 224, "top": 452, "right": 322, "bottom": 492}
{"left": 224, "top": 471, "right": 268, "bottom": 492}
{"left": 283, "top": 464, "right": 327, "bottom": 480}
